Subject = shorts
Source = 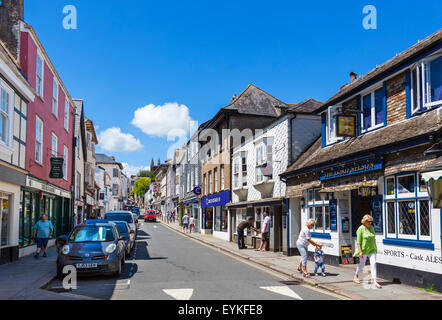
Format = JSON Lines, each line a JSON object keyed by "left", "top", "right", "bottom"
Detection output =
{"left": 190, "top": 224, "right": 195, "bottom": 228}
{"left": 183, "top": 223, "right": 189, "bottom": 228}
{"left": 36, "top": 237, "right": 49, "bottom": 249}
{"left": 261, "top": 232, "right": 269, "bottom": 241}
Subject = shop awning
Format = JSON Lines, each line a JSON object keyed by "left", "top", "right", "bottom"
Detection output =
{"left": 422, "top": 170, "right": 442, "bottom": 182}
{"left": 227, "top": 197, "right": 286, "bottom": 209}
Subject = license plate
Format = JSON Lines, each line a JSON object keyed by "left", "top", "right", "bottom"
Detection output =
{"left": 75, "top": 263, "right": 98, "bottom": 269}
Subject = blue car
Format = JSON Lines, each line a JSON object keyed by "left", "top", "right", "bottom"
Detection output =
{"left": 56, "top": 222, "right": 126, "bottom": 279}
{"left": 113, "top": 221, "right": 135, "bottom": 256}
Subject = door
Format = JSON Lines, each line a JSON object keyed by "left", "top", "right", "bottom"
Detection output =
{"left": 351, "top": 190, "right": 373, "bottom": 237}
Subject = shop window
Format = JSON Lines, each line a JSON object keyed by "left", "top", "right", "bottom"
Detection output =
{"left": 384, "top": 173, "right": 432, "bottom": 242}
{"left": 1, "top": 194, "right": 10, "bottom": 246}
{"left": 386, "top": 177, "right": 395, "bottom": 197}
{"left": 315, "top": 206, "right": 323, "bottom": 229}
{"left": 397, "top": 174, "right": 415, "bottom": 196}
{"left": 307, "top": 188, "right": 331, "bottom": 234}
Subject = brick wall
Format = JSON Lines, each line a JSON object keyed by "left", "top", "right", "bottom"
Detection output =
{"left": 386, "top": 72, "right": 407, "bottom": 125}
{"left": 0, "top": 0, "right": 23, "bottom": 60}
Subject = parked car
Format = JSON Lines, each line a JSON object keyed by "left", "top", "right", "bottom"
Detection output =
{"left": 104, "top": 211, "right": 137, "bottom": 237}
{"left": 144, "top": 210, "right": 157, "bottom": 222}
{"left": 113, "top": 221, "right": 135, "bottom": 256}
{"left": 132, "top": 213, "right": 139, "bottom": 229}
{"left": 56, "top": 222, "right": 126, "bottom": 279}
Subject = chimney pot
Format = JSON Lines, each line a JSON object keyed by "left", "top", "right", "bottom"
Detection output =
{"left": 350, "top": 72, "right": 358, "bottom": 82}
{"left": 231, "top": 94, "right": 237, "bottom": 102}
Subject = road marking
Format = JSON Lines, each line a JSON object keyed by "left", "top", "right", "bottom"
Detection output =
{"left": 153, "top": 225, "right": 157, "bottom": 229}
{"left": 163, "top": 288, "right": 193, "bottom": 300}
{"left": 260, "top": 286, "right": 303, "bottom": 300}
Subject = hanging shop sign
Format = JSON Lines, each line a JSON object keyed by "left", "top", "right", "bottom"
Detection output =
{"left": 320, "top": 158, "right": 383, "bottom": 181}
{"left": 49, "top": 157, "right": 64, "bottom": 179}
{"left": 336, "top": 115, "right": 356, "bottom": 137}
{"left": 329, "top": 199, "right": 338, "bottom": 231}
{"left": 193, "top": 186, "right": 201, "bottom": 195}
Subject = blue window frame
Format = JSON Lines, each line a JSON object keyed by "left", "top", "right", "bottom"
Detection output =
{"left": 383, "top": 172, "right": 432, "bottom": 248}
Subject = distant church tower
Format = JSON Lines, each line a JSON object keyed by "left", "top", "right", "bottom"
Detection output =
{"left": 150, "top": 158, "right": 154, "bottom": 171}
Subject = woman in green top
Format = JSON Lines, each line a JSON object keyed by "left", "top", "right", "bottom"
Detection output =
{"left": 353, "top": 214, "right": 382, "bottom": 289}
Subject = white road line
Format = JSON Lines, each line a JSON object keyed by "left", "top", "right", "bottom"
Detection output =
{"left": 163, "top": 288, "right": 194, "bottom": 300}
{"left": 260, "top": 286, "right": 303, "bottom": 300}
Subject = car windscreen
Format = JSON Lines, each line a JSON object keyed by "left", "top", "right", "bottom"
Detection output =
{"left": 69, "top": 226, "right": 115, "bottom": 242}
{"left": 115, "top": 223, "right": 128, "bottom": 233}
{"left": 105, "top": 213, "right": 134, "bottom": 223}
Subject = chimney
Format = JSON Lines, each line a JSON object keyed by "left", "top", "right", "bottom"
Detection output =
{"left": 0, "top": 0, "right": 24, "bottom": 60}
{"left": 111, "top": 156, "right": 115, "bottom": 161}
{"left": 350, "top": 72, "right": 358, "bottom": 82}
{"left": 231, "top": 94, "right": 237, "bottom": 103}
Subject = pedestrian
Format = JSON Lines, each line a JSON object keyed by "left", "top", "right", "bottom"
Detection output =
{"left": 237, "top": 217, "right": 260, "bottom": 249}
{"left": 32, "top": 214, "right": 54, "bottom": 259}
{"left": 296, "top": 219, "right": 322, "bottom": 278}
{"left": 182, "top": 214, "right": 190, "bottom": 233}
{"left": 97, "top": 212, "right": 102, "bottom": 220}
{"left": 257, "top": 210, "right": 270, "bottom": 251}
{"left": 353, "top": 214, "right": 382, "bottom": 289}
{"left": 313, "top": 243, "right": 326, "bottom": 277}
{"left": 189, "top": 215, "right": 195, "bottom": 233}
{"left": 173, "top": 212, "right": 176, "bottom": 223}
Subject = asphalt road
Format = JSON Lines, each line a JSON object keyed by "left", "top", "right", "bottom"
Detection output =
{"left": 46, "top": 222, "right": 340, "bottom": 300}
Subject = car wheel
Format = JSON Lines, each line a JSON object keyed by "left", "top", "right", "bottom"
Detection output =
{"left": 114, "top": 258, "right": 122, "bottom": 278}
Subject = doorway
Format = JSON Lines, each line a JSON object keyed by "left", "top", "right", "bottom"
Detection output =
{"left": 351, "top": 190, "right": 373, "bottom": 237}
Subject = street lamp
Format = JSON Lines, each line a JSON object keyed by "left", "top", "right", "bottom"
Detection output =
{"left": 358, "top": 176, "right": 373, "bottom": 197}
{"left": 318, "top": 183, "right": 328, "bottom": 201}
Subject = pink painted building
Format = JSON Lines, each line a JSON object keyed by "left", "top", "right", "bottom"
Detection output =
{"left": 17, "top": 23, "right": 76, "bottom": 254}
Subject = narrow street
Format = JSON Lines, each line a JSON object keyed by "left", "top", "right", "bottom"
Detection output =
{"left": 45, "top": 222, "right": 340, "bottom": 300}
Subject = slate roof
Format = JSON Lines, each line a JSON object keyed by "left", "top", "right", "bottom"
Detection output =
{"left": 288, "top": 98, "right": 323, "bottom": 114}
{"left": 282, "top": 108, "right": 442, "bottom": 177}
{"left": 95, "top": 153, "right": 123, "bottom": 169}
{"left": 316, "top": 29, "right": 442, "bottom": 112}
{"left": 222, "top": 83, "right": 288, "bottom": 117}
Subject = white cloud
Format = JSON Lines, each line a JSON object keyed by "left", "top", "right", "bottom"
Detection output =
{"left": 97, "top": 127, "right": 144, "bottom": 152}
{"left": 131, "top": 102, "right": 197, "bottom": 138}
{"left": 122, "top": 163, "right": 150, "bottom": 177}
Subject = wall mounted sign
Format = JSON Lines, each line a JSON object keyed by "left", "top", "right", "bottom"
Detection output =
{"left": 320, "top": 158, "right": 383, "bottom": 181}
{"left": 49, "top": 157, "right": 64, "bottom": 179}
{"left": 329, "top": 199, "right": 337, "bottom": 231}
{"left": 201, "top": 191, "right": 230, "bottom": 208}
{"left": 371, "top": 195, "right": 383, "bottom": 233}
{"left": 193, "top": 186, "right": 201, "bottom": 195}
{"left": 336, "top": 115, "right": 356, "bottom": 137}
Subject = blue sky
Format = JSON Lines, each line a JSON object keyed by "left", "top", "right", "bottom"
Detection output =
{"left": 24, "top": 0, "right": 441, "bottom": 175}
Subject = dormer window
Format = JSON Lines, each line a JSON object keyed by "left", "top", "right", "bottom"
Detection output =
{"left": 410, "top": 55, "right": 442, "bottom": 114}
{"left": 361, "top": 87, "right": 384, "bottom": 132}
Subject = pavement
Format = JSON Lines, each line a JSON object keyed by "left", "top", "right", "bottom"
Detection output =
{"left": 161, "top": 219, "right": 442, "bottom": 300}
{"left": 0, "top": 246, "right": 83, "bottom": 300}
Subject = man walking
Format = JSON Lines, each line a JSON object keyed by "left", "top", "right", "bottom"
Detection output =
{"left": 182, "top": 213, "right": 190, "bottom": 233}
{"left": 33, "top": 214, "right": 54, "bottom": 259}
{"left": 257, "top": 210, "right": 270, "bottom": 251}
{"left": 237, "top": 217, "right": 259, "bottom": 249}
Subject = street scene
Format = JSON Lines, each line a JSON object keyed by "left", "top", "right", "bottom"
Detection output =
{"left": 0, "top": 0, "right": 442, "bottom": 308}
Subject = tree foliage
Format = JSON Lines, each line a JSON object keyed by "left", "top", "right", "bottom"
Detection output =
{"left": 138, "top": 170, "right": 155, "bottom": 179}
{"left": 133, "top": 177, "right": 151, "bottom": 198}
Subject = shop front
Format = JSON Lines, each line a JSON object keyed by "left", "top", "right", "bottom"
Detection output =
{"left": 19, "top": 176, "right": 72, "bottom": 257}
{"left": 183, "top": 198, "right": 200, "bottom": 233}
{"left": 201, "top": 191, "right": 230, "bottom": 240}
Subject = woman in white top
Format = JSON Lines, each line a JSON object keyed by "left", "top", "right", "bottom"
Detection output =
{"left": 296, "top": 219, "right": 321, "bottom": 278}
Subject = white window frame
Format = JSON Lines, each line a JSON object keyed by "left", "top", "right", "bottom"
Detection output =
{"left": 64, "top": 100, "right": 69, "bottom": 131}
{"left": 360, "top": 86, "right": 384, "bottom": 133}
{"left": 396, "top": 174, "right": 416, "bottom": 199}
{"left": 397, "top": 199, "right": 418, "bottom": 240}
{"left": 410, "top": 54, "right": 442, "bottom": 114}
{"left": 306, "top": 188, "right": 330, "bottom": 233}
{"left": 386, "top": 201, "right": 396, "bottom": 239}
{"left": 35, "top": 116, "right": 43, "bottom": 164}
{"left": 220, "top": 165, "right": 225, "bottom": 190}
{"left": 385, "top": 176, "right": 396, "bottom": 200}
{"left": 36, "top": 53, "right": 44, "bottom": 97}
{"left": 52, "top": 79, "right": 58, "bottom": 118}
{"left": 0, "top": 81, "right": 13, "bottom": 148}
{"left": 63, "top": 145, "right": 68, "bottom": 180}
{"left": 51, "top": 133, "right": 58, "bottom": 157}
{"left": 208, "top": 171, "right": 212, "bottom": 194}
{"left": 325, "top": 105, "right": 344, "bottom": 145}
{"left": 417, "top": 199, "right": 431, "bottom": 241}
{"left": 214, "top": 167, "right": 218, "bottom": 193}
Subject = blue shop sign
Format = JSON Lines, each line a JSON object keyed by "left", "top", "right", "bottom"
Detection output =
{"left": 201, "top": 191, "right": 230, "bottom": 208}
{"left": 320, "top": 158, "right": 383, "bottom": 181}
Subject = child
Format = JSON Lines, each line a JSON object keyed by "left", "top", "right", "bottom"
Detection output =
{"left": 313, "top": 243, "right": 326, "bottom": 277}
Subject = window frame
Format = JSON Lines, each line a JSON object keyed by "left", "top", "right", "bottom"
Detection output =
{"left": 214, "top": 167, "right": 218, "bottom": 193}
{"left": 64, "top": 100, "right": 69, "bottom": 131}
{"left": 36, "top": 53, "right": 44, "bottom": 97}
{"left": 360, "top": 85, "right": 385, "bottom": 133}
{"left": 306, "top": 188, "right": 331, "bottom": 234}
{"left": 35, "top": 116, "right": 43, "bottom": 164}
{"left": 63, "top": 145, "right": 68, "bottom": 181}
{"left": 325, "top": 105, "right": 344, "bottom": 146}
{"left": 52, "top": 79, "right": 58, "bottom": 118}
{"left": 0, "top": 81, "right": 13, "bottom": 148}
{"left": 51, "top": 132, "right": 58, "bottom": 157}
{"left": 410, "top": 54, "right": 442, "bottom": 114}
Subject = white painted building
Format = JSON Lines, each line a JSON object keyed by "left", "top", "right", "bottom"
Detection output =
{"left": 228, "top": 100, "right": 322, "bottom": 251}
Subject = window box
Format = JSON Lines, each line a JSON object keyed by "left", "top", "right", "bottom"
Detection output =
{"left": 383, "top": 238, "right": 434, "bottom": 250}
{"left": 311, "top": 232, "right": 331, "bottom": 239}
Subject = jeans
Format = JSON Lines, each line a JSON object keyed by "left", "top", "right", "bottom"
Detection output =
{"left": 355, "top": 252, "right": 377, "bottom": 279}
{"left": 314, "top": 262, "right": 325, "bottom": 274}
{"left": 296, "top": 241, "right": 308, "bottom": 266}
{"left": 237, "top": 227, "right": 245, "bottom": 248}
